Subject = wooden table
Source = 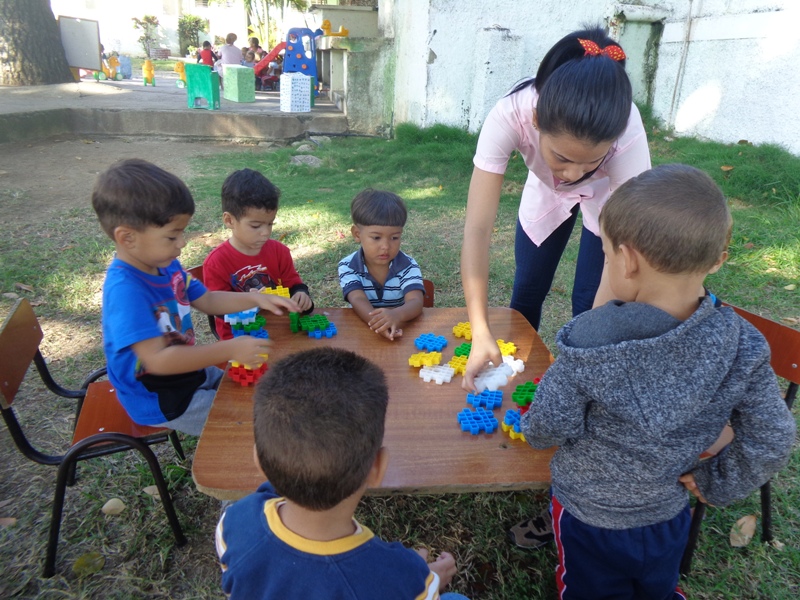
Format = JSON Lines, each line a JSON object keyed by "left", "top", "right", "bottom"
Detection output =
{"left": 193, "top": 307, "right": 556, "bottom": 500}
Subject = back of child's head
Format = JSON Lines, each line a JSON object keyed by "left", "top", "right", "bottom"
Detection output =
{"left": 92, "top": 158, "right": 195, "bottom": 239}
{"left": 350, "top": 189, "right": 407, "bottom": 227}
{"left": 221, "top": 168, "right": 280, "bottom": 218}
{"left": 202, "top": 41, "right": 211, "bottom": 49}
{"left": 253, "top": 348, "right": 388, "bottom": 511}
{"left": 522, "top": 27, "right": 632, "bottom": 144}
{"left": 600, "top": 163, "right": 731, "bottom": 274}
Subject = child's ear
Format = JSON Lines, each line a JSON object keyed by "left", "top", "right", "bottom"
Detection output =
{"left": 350, "top": 224, "right": 361, "bottom": 242}
{"left": 222, "top": 212, "right": 236, "bottom": 229}
{"left": 252, "top": 444, "right": 267, "bottom": 479}
{"left": 365, "top": 446, "right": 389, "bottom": 488}
{"left": 707, "top": 250, "right": 729, "bottom": 275}
{"left": 113, "top": 225, "right": 137, "bottom": 249}
{"left": 619, "top": 244, "right": 640, "bottom": 279}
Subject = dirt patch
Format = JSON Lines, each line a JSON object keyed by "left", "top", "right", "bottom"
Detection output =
{"left": 0, "top": 136, "right": 261, "bottom": 227}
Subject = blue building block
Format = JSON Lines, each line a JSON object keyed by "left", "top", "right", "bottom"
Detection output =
{"left": 457, "top": 407, "right": 498, "bottom": 435}
{"left": 414, "top": 332, "right": 448, "bottom": 352}
{"left": 309, "top": 322, "right": 337, "bottom": 339}
{"left": 466, "top": 390, "right": 503, "bottom": 410}
{"left": 233, "top": 327, "right": 269, "bottom": 339}
{"left": 502, "top": 408, "right": 526, "bottom": 440}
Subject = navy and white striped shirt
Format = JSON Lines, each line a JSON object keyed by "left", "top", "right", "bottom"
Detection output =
{"left": 338, "top": 249, "right": 424, "bottom": 307}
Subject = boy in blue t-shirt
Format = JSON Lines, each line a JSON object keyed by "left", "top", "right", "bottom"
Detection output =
{"left": 92, "top": 159, "right": 299, "bottom": 435}
{"left": 338, "top": 189, "right": 425, "bottom": 341}
{"left": 216, "top": 347, "right": 468, "bottom": 600}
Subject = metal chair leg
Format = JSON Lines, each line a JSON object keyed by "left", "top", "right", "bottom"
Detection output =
{"left": 680, "top": 501, "right": 706, "bottom": 577}
{"left": 760, "top": 480, "right": 772, "bottom": 542}
{"left": 169, "top": 431, "right": 186, "bottom": 461}
{"left": 44, "top": 453, "right": 77, "bottom": 577}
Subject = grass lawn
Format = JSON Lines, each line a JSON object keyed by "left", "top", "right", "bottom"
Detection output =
{"left": 0, "top": 115, "right": 798, "bottom": 599}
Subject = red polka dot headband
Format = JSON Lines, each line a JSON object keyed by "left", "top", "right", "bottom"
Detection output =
{"left": 578, "top": 38, "right": 626, "bottom": 61}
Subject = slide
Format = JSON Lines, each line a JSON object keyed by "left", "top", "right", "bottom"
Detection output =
{"left": 254, "top": 41, "right": 286, "bottom": 77}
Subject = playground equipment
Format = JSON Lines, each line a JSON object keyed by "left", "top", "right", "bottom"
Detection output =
{"left": 283, "top": 28, "right": 319, "bottom": 82}
{"left": 142, "top": 59, "right": 155, "bottom": 86}
{"left": 173, "top": 61, "right": 187, "bottom": 88}
{"left": 223, "top": 65, "right": 256, "bottom": 103}
{"left": 184, "top": 63, "right": 220, "bottom": 110}
{"left": 320, "top": 19, "right": 349, "bottom": 37}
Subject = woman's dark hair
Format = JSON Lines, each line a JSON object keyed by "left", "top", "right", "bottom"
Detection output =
{"left": 508, "top": 27, "right": 632, "bottom": 144}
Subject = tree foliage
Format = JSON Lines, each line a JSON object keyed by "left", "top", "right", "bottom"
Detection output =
{"left": 132, "top": 15, "right": 161, "bottom": 56}
{"left": 178, "top": 14, "right": 208, "bottom": 57}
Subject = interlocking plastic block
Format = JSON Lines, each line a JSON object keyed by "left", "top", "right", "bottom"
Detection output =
{"left": 232, "top": 327, "right": 270, "bottom": 340}
{"left": 452, "top": 321, "right": 472, "bottom": 340}
{"left": 228, "top": 363, "right": 268, "bottom": 386}
{"left": 473, "top": 356, "right": 524, "bottom": 393}
{"left": 309, "top": 322, "right": 337, "bottom": 339}
{"left": 448, "top": 355, "right": 468, "bottom": 375}
{"left": 496, "top": 339, "right": 517, "bottom": 356}
{"left": 502, "top": 409, "right": 526, "bottom": 441}
{"left": 454, "top": 342, "right": 472, "bottom": 357}
{"left": 289, "top": 312, "right": 300, "bottom": 333}
{"left": 419, "top": 365, "right": 455, "bottom": 384}
{"left": 260, "top": 285, "right": 291, "bottom": 298}
{"left": 511, "top": 381, "right": 537, "bottom": 407}
{"left": 299, "top": 314, "right": 330, "bottom": 332}
{"left": 466, "top": 389, "right": 503, "bottom": 410}
{"left": 408, "top": 352, "right": 442, "bottom": 367}
{"left": 225, "top": 308, "right": 259, "bottom": 326}
{"left": 223, "top": 64, "right": 256, "bottom": 103}
{"left": 414, "top": 333, "right": 448, "bottom": 352}
{"left": 457, "top": 407, "right": 498, "bottom": 435}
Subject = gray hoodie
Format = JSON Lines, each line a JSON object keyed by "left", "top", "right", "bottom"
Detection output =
{"left": 521, "top": 298, "right": 796, "bottom": 529}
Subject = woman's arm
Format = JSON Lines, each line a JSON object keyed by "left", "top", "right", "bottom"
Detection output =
{"left": 461, "top": 166, "right": 505, "bottom": 390}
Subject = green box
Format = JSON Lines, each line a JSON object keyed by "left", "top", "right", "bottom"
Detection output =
{"left": 185, "top": 63, "right": 220, "bottom": 110}
{"left": 223, "top": 65, "right": 256, "bottom": 103}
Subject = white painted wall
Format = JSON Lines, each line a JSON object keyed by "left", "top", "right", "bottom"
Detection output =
{"left": 50, "top": 0, "right": 247, "bottom": 57}
{"left": 382, "top": 0, "right": 800, "bottom": 154}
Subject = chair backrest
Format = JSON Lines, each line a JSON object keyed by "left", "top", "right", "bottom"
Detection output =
{"left": 726, "top": 303, "right": 800, "bottom": 386}
{"left": 0, "top": 299, "right": 43, "bottom": 409}
{"left": 423, "top": 279, "right": 435, "bottom": 308}
{"left": 187, "top": 264, "right": 205, "bottom": 285}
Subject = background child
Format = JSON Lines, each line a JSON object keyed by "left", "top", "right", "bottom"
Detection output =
{"left": 337, "top": 189, "right": 424, "bottom": 341}
{"left": 92, "top": 159, "right": 299, "bottom": 436}
{"left": 196, "top": 41, "right": 218, "bottom": 67}
{"left": 203, "top": 168, "right": 313, "bottom": 340}
{"left": 216, "top": 347, "right": 467, "bottom": 599}
{"left": 241, "top": 50, "right": 256, "bottom": 68}
{"left": 521, "top": 164, "right": 796, "bottom": 599}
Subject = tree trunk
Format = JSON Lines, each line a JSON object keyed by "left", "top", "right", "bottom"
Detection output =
{"left": 0, "top": 0, "right": 74, "bottom": 86}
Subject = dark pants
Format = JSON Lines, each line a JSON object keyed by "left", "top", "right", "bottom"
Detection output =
{"left": 510, "top": 207, "right": 605, "bottom": 330}
{"left": 552, "top": 494, "right": 690, "bottom": 600}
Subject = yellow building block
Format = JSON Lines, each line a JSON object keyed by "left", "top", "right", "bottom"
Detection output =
{"left": 501, "top": 422, "right": 526, "bottom": 441}
{"left": 408, "top": 351, "right": 442, "bottom": 367}
{"left": 448, "top": 355, "right": 468, "bottom": 375}
{"left": 452, "top": 321, "right": 472, "bottom": 340}
{"left": 496, "top": 339, "right": 517, "bottom": 356}
{"left": 260, "top": 285, "right": 291, "bottom": 298}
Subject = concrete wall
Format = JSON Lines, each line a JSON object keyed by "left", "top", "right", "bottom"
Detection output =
{"left": 379, "top": 0, "right": 800, "bottom": 154}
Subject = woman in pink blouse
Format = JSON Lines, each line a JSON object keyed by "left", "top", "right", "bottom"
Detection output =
{"left": 462, "top": 27, "right": 651, "bottom": 391}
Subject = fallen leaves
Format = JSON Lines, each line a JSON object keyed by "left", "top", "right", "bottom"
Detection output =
{"left": 720, "top": 165, "right": 734, "bottom": 172}
{"left": 102, "top": 498, "right": 126, "bottom": 515}
{"left": 730, "top": 514, "right": 757, "bottom": 547}
{"left": 73, "top": 551, "right": 105, "bottom": 577}
{"left": 784, "top": 284, "right": 796, "bottom": 291}
{"left": 0, "top": 517, "right": 17, "bottom": 528}
{"left": 143, "top": 485, "right": 160, "bottom": 498}
{"left": 14, "top": 282, "right": 34, "bottom": 293}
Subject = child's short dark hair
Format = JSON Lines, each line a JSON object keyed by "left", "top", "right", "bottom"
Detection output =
{"left": 202, "top": 41, "right": 211, "bottom": 49}
{"left": 600, "top": 164, "right": 732, "bottom": 274}
{"left": 221, "top": 168, "right": 281, "bottom": 218}
{"left": 92, "top": 158, "right": 195, "bottom": 239}
{"left": 350, "top": 189, "right": 407, "bottom": 227}
{"left": 253, "top": 348, "right": 388, "bottom": 510}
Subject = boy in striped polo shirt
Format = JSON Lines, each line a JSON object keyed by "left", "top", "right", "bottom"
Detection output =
{"left": 338, "top": 189, "right": 425, "bottom": 341}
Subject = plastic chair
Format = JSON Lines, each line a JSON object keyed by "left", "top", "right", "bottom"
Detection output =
{"left": 680, "top": 303, "right": 799, "bottom": 576}
{"left": 0, "top": 299, "right": 187, "bottom": 577}
{"left": 184, "top": 63, "right": 220, "bottom": 110}
{"left": 423, "top": 279, "right": 435, "bottom": 308}
{"left": 186, "top": 265, "right": 220, "bottom": 340}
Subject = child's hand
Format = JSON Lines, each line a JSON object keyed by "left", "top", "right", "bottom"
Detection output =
{"left": 291, "top": 291, "right": 313, "bottom": 312}
{"left": 368, "top": 308, "right": 403, "bottom": 340}
{"left": 415, "top": 548, "right": 457, "bottom": 591}
{"left": 227, "top": 335, "right": 271, "bottom": 367}
{"left": 254, "top": 293, "right": 300, "bottom": 315}
{"left": 679, "top": 473, "right": 709, "bottom": 504}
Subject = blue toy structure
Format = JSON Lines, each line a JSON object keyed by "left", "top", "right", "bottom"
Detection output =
{"left": 457, "top": 407, "right": 499, "bottom": 435}
{"left": 414, "top": 333, "right": 448, "bottom": 352}
{"left": 283, "top": 28, "right": 320, "bottom": 83}
{"left": 466, "top": 390, "right": 504, "bottom": 410}
{"left": 309, "top": 322, "right": 338, "bottom": 339}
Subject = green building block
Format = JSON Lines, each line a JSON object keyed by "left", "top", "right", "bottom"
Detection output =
{"left": 454, "top": 342, "right": 472, "bottom": 357}
{"left": 511, "top": 381, "right": 538, "bottom": 407}
{"left": 223, "top": 65, "right": 256, "bottom": 103}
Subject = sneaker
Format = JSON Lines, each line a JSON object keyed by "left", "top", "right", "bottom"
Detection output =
{"left": 509, "top": 507, "right": 554, "bottom": 549}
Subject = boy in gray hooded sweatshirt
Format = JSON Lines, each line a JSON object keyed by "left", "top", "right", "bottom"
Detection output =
{"left": 522, "top": 163, "right": 795, "bottom": 599}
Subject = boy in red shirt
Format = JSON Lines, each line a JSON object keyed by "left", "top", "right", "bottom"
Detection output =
{"left": 203, "top": 169, "right": 313, "bottom": 339}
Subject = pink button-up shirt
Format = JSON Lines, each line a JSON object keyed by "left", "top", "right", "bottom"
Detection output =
{"left": 474, "top": 85, "right": 651, "bottom": 246}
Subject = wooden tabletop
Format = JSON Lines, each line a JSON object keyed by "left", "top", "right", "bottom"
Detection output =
{"left": 192, "top": 307, "right": 556, "bottom": 500}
